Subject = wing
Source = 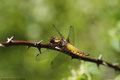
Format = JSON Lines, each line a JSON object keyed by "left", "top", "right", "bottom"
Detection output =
{"left": 66, "top": 26, "right": 73, "bottom": 43}
{"left": 52, "top": 24, "right": 65, "bottom": 39}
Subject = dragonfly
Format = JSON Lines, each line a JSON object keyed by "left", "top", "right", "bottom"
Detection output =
{"left": 49, "top": 24, "right": 89, "bottom": 56}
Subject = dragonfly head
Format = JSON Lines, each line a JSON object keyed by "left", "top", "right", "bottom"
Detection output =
{"left": 49, "top": 37, "right": 55, "bottom": 43}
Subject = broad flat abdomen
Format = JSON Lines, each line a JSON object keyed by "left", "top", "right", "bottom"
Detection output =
{"left": 66, "top": 43, "right": 89, "bottom": 56}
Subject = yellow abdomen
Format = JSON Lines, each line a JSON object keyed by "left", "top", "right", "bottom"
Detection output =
{"left": 66, "top": 43, "right": 89, "bottom": 56}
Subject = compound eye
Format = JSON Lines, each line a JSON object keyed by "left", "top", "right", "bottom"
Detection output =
{"left": 49, "top": 37, "right": 55, "bottom": 43}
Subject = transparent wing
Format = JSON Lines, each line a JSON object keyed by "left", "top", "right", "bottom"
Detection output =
{"left": 35, "top": 49, "right": 50, "bottom": 61}
{"left": 70, "top": 26, "right": 75, "bottom": 45}
{"left": 67, "top": 26, "right": 75, "bottom": 45}
{"left": 51, "top": 52, "right": 71, "bottom": 69}
{"left": 52, "top": 24, "right": 65, "bottom": 39}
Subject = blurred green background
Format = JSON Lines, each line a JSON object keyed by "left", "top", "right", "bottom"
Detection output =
{"left": 0, "top": 0, "right": 120, "bottom": 80}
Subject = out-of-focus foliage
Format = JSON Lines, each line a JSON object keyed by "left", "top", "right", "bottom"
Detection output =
{"left": 0, "top": 0, "right": 120, "bottom": 80}
{"left": 109, "top": 21, "right": 120, "bottom": 52}
{"left": 115, "top": 75, "right": 120, "bottom": 80}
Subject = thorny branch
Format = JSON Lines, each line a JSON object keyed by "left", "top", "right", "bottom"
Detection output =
{"left": 0, "top": 36, "right": 120, "bottom": 71}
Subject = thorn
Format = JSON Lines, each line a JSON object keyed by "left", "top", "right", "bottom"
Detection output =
{"left": 113, "top": 63, "right": 119, "bottom": 66}
{"left": 7, "top": 36, "right": 14, "bottom": 43}
{"left": 98, "top": 54, "right": 102, "bottom": 60}
{"left": 0, "top": 44, "right": 4, "bottom": 47}
{"left": 97, "top": 54, "right": 102, "bottom": 68}
{"left": 37, "top": 40, "right": 43, "bottom": 45}
{"left": 55, "top": 47, "right": 61, "bottom": 50}
{"left": 97, "top": 63, "right": 100, "bottom": 68}
{"left": 37, "top": 47, "right": 41, "bottom": 54}
{"left": 103, "top": 62, "right": 108, "bottom": 66}
{"left": 35, "top": 40, "right": 43, "bottom": 54}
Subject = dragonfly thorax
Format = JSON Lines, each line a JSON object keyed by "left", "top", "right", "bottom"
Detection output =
{"left": 49, "top": 37, "right": 67, "bottom": 49}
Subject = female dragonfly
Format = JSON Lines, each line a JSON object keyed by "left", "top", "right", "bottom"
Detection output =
{"left": 49, "top": 24, "right": 89, "bottom": 56}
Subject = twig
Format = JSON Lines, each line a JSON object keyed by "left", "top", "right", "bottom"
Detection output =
{"left": 0, "top": 37, "right": 120, "bottom": 71}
